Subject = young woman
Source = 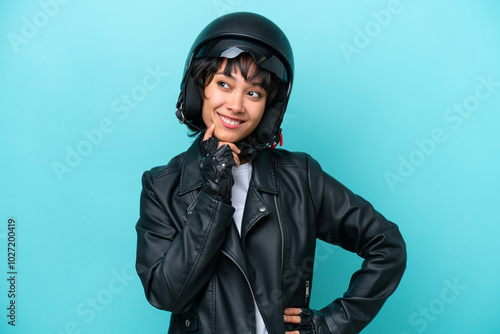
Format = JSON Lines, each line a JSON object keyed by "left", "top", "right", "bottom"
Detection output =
{"left": 136, "top": 12, "right": 406, "bottom": 334}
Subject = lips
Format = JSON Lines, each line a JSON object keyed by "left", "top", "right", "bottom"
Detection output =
{"left": 218, "top": 113, "right": 245, "bottom": 129}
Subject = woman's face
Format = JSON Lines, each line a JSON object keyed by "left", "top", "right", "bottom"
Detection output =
{"left": 201, "top": 59, "right": 267, "bottom": 144}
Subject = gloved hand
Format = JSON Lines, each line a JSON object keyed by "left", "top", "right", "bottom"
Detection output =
{"left": 289, "top": 308, "right": 330, "bottom": 334}
{"left": 199, "top": 137, "right": 236, "bottom": 204}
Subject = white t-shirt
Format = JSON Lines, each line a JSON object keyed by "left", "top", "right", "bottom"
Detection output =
{"left": 231, "top": 163, "right": 268, "bottom": 334}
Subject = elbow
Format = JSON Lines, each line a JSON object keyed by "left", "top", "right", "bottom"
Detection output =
{"left": 390, "top": 227, "right": 407, "bottom": 282}
{"left": 145, "top": 289, "right": 192, "bottom": 314}
{"left": 399, "top": 238, "right": 407, "bottom": 277}
{"left": 137, "top": 267, "right": 194, "bottom": 314}
{"left": 396, "top": 227, "right": 407, "bottom": 270}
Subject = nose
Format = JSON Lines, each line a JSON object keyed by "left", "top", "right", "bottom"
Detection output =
{"left": 226, "top": 92, "right": 244, "bottom": 113}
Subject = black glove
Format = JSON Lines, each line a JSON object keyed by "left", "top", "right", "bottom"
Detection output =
{"left": 295, "top": 308, "right": 330, "bottom": 334}
{"left": 199, "top": 137, "right": 236, "bottom": 204}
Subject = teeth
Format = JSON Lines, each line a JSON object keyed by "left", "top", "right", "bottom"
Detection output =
{"left": 220, "top": 115, "right": 242, "bottom": 125}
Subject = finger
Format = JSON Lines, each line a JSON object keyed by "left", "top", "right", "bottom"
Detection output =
{"left": 283, "top": 315, "right": 301, "bottom": 324}
{"left": 283, "top": 308, "right": 302, "bottom": 325}
{"left": 203, "top": 124, "right": 215, "bottom": 141}
{"left": 284, "top": 308, "right": 302, "bottom": 316}
{"left": 232, "top": 152, "right": 240, "bottom": 167}
{"left": 285, "top": 331, "right": 299, "bottom": 334}
{"left": 218, "top": 141, "right": 241, "bottom": 155}
{"left": 217, "top": 142, "right": 241, "bottom": 166}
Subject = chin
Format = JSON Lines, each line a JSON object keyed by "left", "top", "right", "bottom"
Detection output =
{"left": 214, "top": 130, "right": 244, "bottom": 143}
{"left": 216, "top": 135, "right": 241, "bottom": 143}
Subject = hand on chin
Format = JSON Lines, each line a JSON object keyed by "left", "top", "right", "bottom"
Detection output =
{"left": 204, "top": 124, "right": 242, "bottom": 166}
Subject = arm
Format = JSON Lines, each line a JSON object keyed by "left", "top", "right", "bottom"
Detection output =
{"left": 307, "top": 155, "right": 407, "bottom": 334}
{"left": 136, "top": 129, "right": 240, "bottom": 313}
{"left": 136, "top": 170, "right": 235, "bottom": 313}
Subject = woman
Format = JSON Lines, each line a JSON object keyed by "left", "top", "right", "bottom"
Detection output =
{"left": 136, "top": 12, "right": 406, "bottom": 334}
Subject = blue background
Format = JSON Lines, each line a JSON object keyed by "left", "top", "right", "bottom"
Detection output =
{"left": 1, "top": 0, "right": 499, "bottom": 333}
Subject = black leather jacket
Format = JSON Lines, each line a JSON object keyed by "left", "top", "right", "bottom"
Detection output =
{"left": 136, "top": 138, "right": 406, "bottom": 334}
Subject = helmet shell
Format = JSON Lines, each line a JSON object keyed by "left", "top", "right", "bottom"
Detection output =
{"left": 176, "top": 12, "right": 294, "bottom": 146}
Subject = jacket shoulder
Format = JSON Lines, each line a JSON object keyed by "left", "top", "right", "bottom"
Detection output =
{"left": 146, "top": 151, "right": 187, "bottom": 180}
{"left": 270, "top": 149, "right": 321, "bottom": 170}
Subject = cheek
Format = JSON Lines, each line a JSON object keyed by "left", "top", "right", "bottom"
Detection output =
{"left": 201, "top": 105, "right": 210, "bottom": 125}
{"left": 203, "top": 86, "right": 224, "bottom": 109}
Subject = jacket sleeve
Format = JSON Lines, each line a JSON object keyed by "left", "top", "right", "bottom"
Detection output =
{"left": 306, "top": 155, "right": 407, "bottom": 334}
{"left": 135, "top": 170, "right": 235, "bottom": 313}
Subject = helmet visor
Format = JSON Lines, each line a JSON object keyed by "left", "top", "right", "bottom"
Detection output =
{"left": 195, "top": 38, "right": 289, "bottom": 83}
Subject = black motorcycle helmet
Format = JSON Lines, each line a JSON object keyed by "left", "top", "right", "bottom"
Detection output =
{"left": 175, "top": 12, "right": 294, "bottom": 152}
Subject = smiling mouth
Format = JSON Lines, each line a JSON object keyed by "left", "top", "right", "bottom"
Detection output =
{"left": 218, "top": 113, "right": 245, "bottom": 128}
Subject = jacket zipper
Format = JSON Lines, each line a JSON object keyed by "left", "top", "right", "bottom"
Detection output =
{"left": 219, "top": 197, "right": 284, "bottom": 332}
{"left": 274, "top": 195, "right": 285, "bottom": 281}
{"left": 305, "top": 280, "right": 310, "bottom": 305}
{"left": 221, "top": 250, "right": 258, "bottom": 307}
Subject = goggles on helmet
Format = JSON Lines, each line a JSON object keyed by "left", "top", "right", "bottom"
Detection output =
{"left": 194, "top": 38, "right": 289, "bottom": 83}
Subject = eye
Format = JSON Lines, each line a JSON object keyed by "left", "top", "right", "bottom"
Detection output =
{"left": 248, "top": 91, "right": 262, "bottom": 99}
{"left": 217, "top": 81, "right": 230, "bottom": 89}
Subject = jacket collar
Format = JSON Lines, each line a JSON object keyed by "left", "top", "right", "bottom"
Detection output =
{"left": 249, "top": 149, "right": 279, "bottom": 195}
{"left": 178, "top": 136, "right": 279, "bottom": 196}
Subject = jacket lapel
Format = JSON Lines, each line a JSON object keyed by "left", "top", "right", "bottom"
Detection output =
{"left": 221, "top": 220, "right": 248, "bottom": 273}
{"left": 240, "top": 150, "right": 279, "bottom": 243}
{"left": 179, "top": 137, "right": 203, "bottom": 196}
{"left": 240, "top": 187, "right": 271, "bottom": 245}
